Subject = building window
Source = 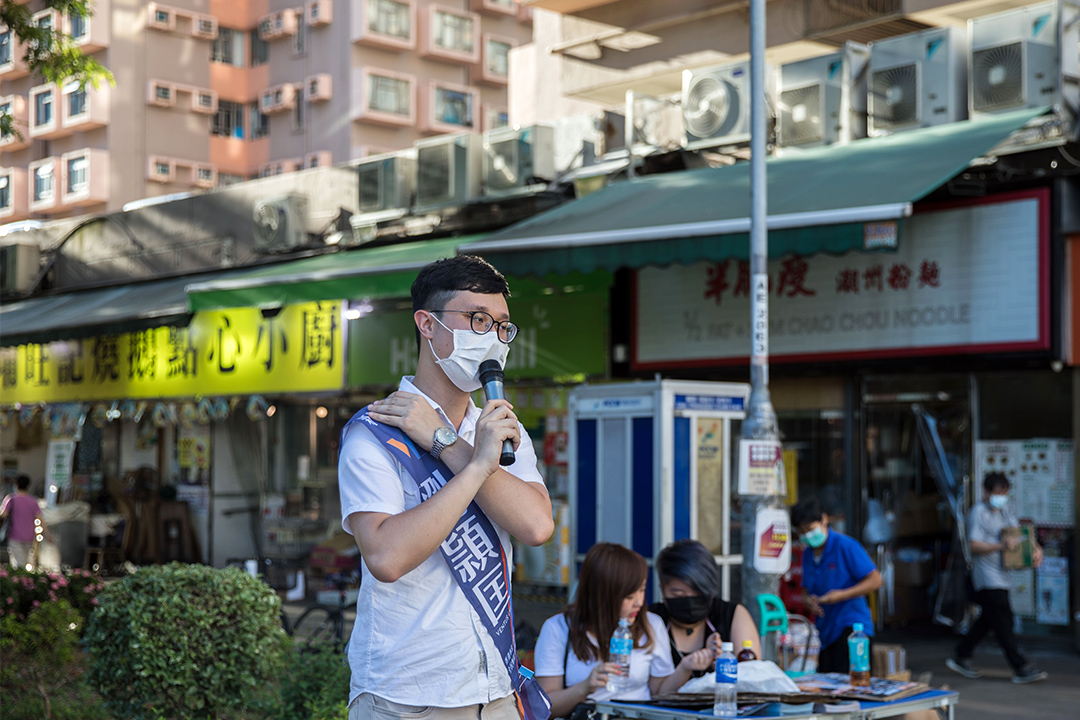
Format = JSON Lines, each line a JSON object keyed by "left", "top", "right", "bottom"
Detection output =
{"left": 370, "top": 74, "right": 409, "bottom": 116}
{"left": 0, "top": 175, "right": 10, "bottom": 209}
{"left": 198, "top": 18, "right": 215, "bottom": 35}
{"left": 36, "top": 14, "right": 53, "bottom": 48}
{"left": 212, "top": 100, "right": 244, "bottom": 138}
{"left": 250, "top": 103, "right": 269, "bottom": 138}
{"left": 250, "top": 29, "right": 269, "bottom": 66}
{"left": 35, "top": 89, "right": 53, "bottom": 126}
{"left": 155, "top": 9, "right": 170, "bottom": 25}
{"left": 154, "top": 160, "right": 170, "bottom": 176}
{"left": 1, "top": 28, "right": 13, "bottom": 65}
{"left": 67, "top": 156, "right": 87, "bottom": 193}
{"left": 434, "top": 87, "right": 472, "bottom": 127}
{"left": 67, "top": 85, "right": 86, "bottom": 117}
{"left": 70, "top": 12, "right": 87, "bottom": 40}
{"left": 155, "top": 85, "right": 172, "bottom": 102}
{"left": 486, "top": 38, "right": 510, "bottom": 77}
{"left": 293, "top": 13, "right": 306, "bottom": 54}
{"left": 491, "top": 109, "right": 509, "bottom": 129}
{"left": 197, "top": 167, "right": 214, "bottom": 183}
{"left": 0, "top": 102, "right": 10, "bottom": 137}
{"left": 433, "top": 10, "right": 473, "bottom": 54}
{"left": 218, "top": 172, "right": 244, "bottom": 186}
{"left": 34, "top": 164, "right": 53, "bottom": 201}
{"left": 371, "top": 0, "right": 410, "bottom": 40}
{"left": 293, "top": 87, "right": 304, "bottom": 130}
{"left": 212, "top": 28, "right": 245, "bottom": 66}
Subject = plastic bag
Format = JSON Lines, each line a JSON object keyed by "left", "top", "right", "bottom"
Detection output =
{"left": 678, "top": 660, "right": 801, "bottom": 694}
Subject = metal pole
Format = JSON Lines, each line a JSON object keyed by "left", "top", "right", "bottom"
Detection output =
{"left": 740, "top": 0, "right": 787, "bottom": 635}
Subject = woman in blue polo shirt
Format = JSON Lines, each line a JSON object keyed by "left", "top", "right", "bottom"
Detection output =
{"left": 791, "top": 497, "right": 883, "bottom": 674}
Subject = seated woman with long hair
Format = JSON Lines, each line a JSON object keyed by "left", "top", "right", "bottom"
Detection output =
{"left": 533, "top": 543, "right": 683, "bottom": 718}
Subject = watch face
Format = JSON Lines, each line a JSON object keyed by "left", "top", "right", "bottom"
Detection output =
{"left": 435, "top": 426, "right": 456, "bottom": 445}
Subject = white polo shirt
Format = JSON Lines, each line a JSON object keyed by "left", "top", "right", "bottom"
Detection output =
{"left": 339, "top": 376, "right": 546, "bottom": 708}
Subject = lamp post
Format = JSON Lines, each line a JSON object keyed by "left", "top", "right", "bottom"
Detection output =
{"left": 739, "top": 0, "right": 790, "bottom": 636}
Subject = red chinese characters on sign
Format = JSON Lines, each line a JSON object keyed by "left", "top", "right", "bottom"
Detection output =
{"left": 834, "top": 260, "right": 941, "bottom": 294}
{"left": 776, "top": 257, "right": 815, "bottom": 297}
{"left": 701, "top": 259, "right": 809, "bottom": 305}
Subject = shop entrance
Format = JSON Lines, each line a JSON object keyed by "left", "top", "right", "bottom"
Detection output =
{"left": 861, "top": 375, "right": 973, "bottom": 629}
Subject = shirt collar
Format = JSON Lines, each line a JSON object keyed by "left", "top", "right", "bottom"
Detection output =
{"left": 398, "top": 375, "right": 481, "bottom": 434}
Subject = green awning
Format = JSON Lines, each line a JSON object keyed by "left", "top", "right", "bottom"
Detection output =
{"left": 1, "top": 275, "right": 193, "bottom": 347}
{"left": 186, "top": 236, "right": 468, "bottom": 312}
{"left": 459, "top": 107, "right": 1046, "bottom": 276}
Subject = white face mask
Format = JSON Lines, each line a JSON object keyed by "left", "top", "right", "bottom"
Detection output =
{"left": 428, "top": 314, "right": 510, "bottom": 392}
{"left": 989, "top": 493, "right": 1008, "bottom": 510}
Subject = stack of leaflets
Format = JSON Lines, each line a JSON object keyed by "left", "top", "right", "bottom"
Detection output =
{"left": 795, "top": 673, "right": 927, "bottom": 702}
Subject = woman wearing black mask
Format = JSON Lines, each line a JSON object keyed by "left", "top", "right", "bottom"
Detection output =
{"left": 648, "top": 539, "right": 761, "bottom": 685}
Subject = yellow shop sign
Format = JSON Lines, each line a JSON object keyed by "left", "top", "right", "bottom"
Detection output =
{"left": 0, "top": 301, "right": 343, "bottom": 404}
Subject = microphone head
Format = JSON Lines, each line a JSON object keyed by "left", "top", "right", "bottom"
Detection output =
{"left": 478, "top": 359, "right": 504, "bottom": 384}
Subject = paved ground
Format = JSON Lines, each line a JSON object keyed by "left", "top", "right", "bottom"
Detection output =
{"left": 877, "top": 625, "right": 1080, "bottom": 720}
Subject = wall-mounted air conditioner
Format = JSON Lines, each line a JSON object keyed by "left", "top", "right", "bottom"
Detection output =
{"left": 969, "top": 0, "right": 1079, "bottom": 119}
{"left": 778, "top": 42, "right": 870, "bottom": 149}
{"left": 682, "top": 60, "right": 773, "bottom": 150}
{"left": 0, "top": 244, "right": 41, "bottom": 296}
{"left": 482, "top": 124, "right": 555, "bottom": 198}
{"left": 868, "top": 27, "right": 967, "bottom": 136}
{"left": 253, "top": 196, "right": 308, "bottom": 253}
{"left": 414, "top": 132, "right": 482, "bottom": 211}
{"left": 306, "top": 74, "right": 333, "bottom": 103}
{"left": 352, "top": 151, "right": 417, "bottom": 223}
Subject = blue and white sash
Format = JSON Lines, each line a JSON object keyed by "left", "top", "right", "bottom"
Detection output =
{"left": 343, "top": 409, "right": 551, "bottom": 720}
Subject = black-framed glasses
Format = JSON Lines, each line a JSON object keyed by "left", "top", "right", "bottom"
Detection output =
{"left": 430, "top": 309, "right": 518, "bottom": 343}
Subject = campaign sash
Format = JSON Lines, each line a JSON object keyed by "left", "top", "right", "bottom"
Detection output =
{"left": 343, "top": 410, "right": 551, "bottom": 720}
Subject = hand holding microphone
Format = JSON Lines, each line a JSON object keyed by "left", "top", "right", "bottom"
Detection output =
{"left": 479, "top": 359, "right": 516, "bottom": 466}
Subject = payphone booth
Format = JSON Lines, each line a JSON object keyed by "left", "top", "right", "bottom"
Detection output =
{"left": 568, "top": 380, "right": 750, "bottom": 602}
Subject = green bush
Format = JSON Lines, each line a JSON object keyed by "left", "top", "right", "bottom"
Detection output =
{"left": 84, "top": 562, "right": 290, "bottom": 720}
{"left": 275, "top": 640, "right": 351, "bottom": 720}
{"left": 0, "top": 566, "right": 106, "bottom": 626}
{"left": 0, "top": 599, "right": 108, "bottom": 720}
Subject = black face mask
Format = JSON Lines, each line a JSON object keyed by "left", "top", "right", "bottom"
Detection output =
{"left": 664, "top": 595, "right": 711, "bottom": 625}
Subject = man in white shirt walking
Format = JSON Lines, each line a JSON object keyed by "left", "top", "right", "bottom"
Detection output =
{"left": 946, "top": 472, "right": 1047, "bottom": 684}
{"left": 339, "top": 255, "right": 554, "bottom": 719}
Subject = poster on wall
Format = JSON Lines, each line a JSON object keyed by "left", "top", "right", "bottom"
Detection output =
{"left": 635, "top": 193, "right": 1046, "bottom": 367}
{"left": 1008, "top": 568, "right": 1035, "bottom": 618}
{"left": 696, "top": 418, "right": 725, "bottom": 554}
{"left": 44, "top": 440, "right": 76, "bottom": 507}
{"left": 753, "top": 506, "right": 791, "bottom": 574}
{"left": 1035, "top": 556, "right": 1069, "bottom": 626}
{"left": 738, "top": 439, "right": 783, "bottom": 495}
{"left": 177, "top": 425, "right": 211, "bottom": 486}
{"left": 974, "top": 439, "right": 1074, "bottom": 528}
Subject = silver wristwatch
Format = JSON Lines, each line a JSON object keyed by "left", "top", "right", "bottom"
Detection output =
{"left": 430, "top": 426, "right": 458, "bottom": 459}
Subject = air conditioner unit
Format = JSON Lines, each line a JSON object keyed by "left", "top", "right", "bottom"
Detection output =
{"left": 353, "top": 152, "right": 416, "bottom": 222}
{"left": 192, "top": 15, "right": 218, "bottom": 39}
{"left": 682, "top": 60, "right": 772, "bottom": 150}
{"left": 414, "top": 133, "right": 482, "bottom": 211}
{"left": 969, "top": 0, "right": 1079, "bottom": 119}
{"left": 0, "top": 244, "right": 40, "bottom": 296}
{"left": 778, "top": 42, "right": 870, "bottom": 149}
{"left": 307, "top": 0, "right": 333, "bottom": 26}
{"left": 253, "top": 196, "right": 308, "bottom": 253}
{"left": 307, "top": 74, "right": 333, "bottom": 103}
{"left": 868, "top": 27, "right": 967, "bottom": 136}
{"left": 482, "top": 124, "right": 555, "bottom": 198}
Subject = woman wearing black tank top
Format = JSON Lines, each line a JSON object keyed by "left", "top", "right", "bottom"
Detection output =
{"left": 648, "top": 539, "right": 762, "bottom": 686}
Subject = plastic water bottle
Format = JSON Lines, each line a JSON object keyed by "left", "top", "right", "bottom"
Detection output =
{"left": 713, "top": 641, "right": 738, "bottom": 717}
{"left": 848, "top": 623, "right": 870, "bottom": 687}
{"left": 606, "top": 617, "right": 632, "bottom": 693}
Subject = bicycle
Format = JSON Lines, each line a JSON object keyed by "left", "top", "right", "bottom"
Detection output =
{"left": 287, "top": 571, "right": 358, "bottom": 650}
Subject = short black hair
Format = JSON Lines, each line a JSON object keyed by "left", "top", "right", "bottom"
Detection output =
{"left": 983, "top": 472, "right": 1010, "bottom": 494}
{"left": 655, "top": 539, "right": 720, "bottom": 598}
{"left": 410, "top": 255, "right": 510, "bottom": 351}
{"left": 16, "top": 474, "right": 31, "bottom": 491}
{"left": 791, "top": 497, "right": 825, "bottom": 528}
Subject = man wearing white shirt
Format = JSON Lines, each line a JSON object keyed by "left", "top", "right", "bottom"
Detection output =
{"left": 339, "top": 255, "right": 554, "bottom": 719}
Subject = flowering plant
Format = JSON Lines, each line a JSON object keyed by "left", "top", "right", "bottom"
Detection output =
{"left": 0, "top": 566, "right": 106, "bottom": 626}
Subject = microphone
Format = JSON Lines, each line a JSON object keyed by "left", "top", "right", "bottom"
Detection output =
{"left": 479, "top": 359, "right": 516, "bottom": 466}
